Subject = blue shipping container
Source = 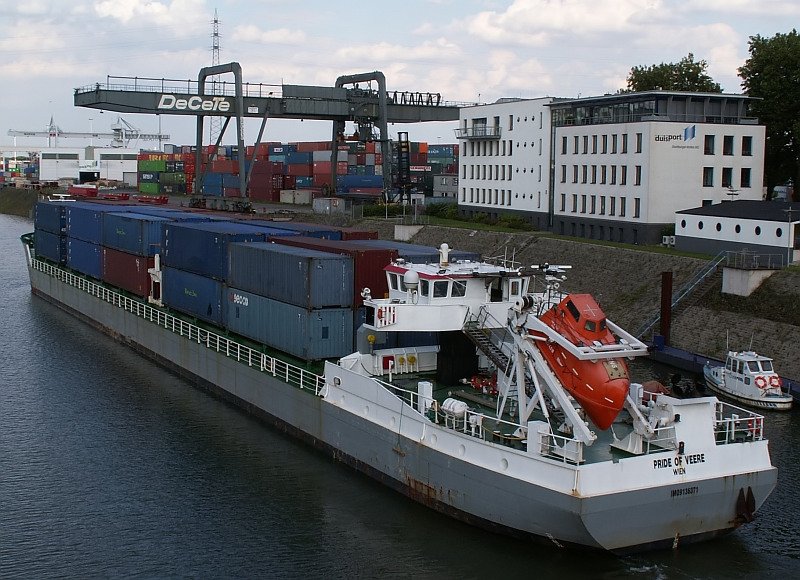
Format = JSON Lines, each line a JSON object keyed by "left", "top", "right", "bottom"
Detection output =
{"left": 162, "top": 267, "right": 225, "bottom": 325}
{"left": 286, "top": 151, "right": 313, "bottom": 164}
{"left": 225, "top": 287, "right": 353, "bottom": 360}
{"left": 228, "top": 242, "right": 353, "bottom": 308}
{"left": 102, "top": 212, "right": 171, "bottom": 256}
{"left": 67, "top": 238, "right": 102, "bottom": 279}
{"left": 163, "top": 221, "right": 268, "bottom": 280}
{"left": 34, "top": 228, "right": 66, "bottom": 263}
{"left": 345, "top": 240, "right": 481, "bottom": 264}
{"left": 65, "top": 202, "right": 136, "bottom": 244}
{"left": 34, "top": 201, "right": 67, "bottom": 234}
{"left": 240, "top": 220, "right": 340, "bottom": 240}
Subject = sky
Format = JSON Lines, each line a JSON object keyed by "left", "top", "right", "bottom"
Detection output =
{"left": 1, "top": 0, "right": 798, "bottom": 153}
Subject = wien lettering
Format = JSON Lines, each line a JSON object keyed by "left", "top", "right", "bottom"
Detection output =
{"left": 157, "top": 94, "right": 232, "bottom": 113}
{"left": 653, "top": 453, "right": 705, "bottom": 475}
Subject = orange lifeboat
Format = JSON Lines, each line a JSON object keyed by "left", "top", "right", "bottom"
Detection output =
{"left": 531, "top": 293, "right": 630, "bottom": 430}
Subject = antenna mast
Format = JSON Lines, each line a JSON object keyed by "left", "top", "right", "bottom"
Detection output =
{"left": 209, "top": 9, "right": 222, "bottom": 147}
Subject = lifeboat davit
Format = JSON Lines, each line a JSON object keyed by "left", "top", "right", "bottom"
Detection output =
{"left": 532, "top": 293, "right": 630, "bottom": 430}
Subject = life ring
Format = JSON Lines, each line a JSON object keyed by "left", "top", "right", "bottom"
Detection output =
{"left": 769, "top": 375, "right": 782, "bottom": 388}
{"left": 754, "top": 375, "right": 767, "bottom": 389}
{"left": 377, "top": 307, "right": 384, "bottom": 320}
{"left": 748, "top": 418, "right": 761, "bottom": 439}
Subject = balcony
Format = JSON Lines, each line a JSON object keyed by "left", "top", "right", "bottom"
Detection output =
{"left": 455, "top": 125, "right": 501, "bottom": 140}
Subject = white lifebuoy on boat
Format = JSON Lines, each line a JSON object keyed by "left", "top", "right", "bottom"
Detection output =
{"left": 754, "top": 375, "right": 767, "bottom": 389}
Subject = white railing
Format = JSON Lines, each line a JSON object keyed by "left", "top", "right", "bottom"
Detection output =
{"left": 714, "top": 401, "right": 766, "bottom": 443}
{"left": 30, "top": 258, "right": 326, "bottom": 395}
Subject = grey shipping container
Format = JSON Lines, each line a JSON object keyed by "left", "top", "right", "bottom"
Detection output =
{"left": 225, "top": 287, "right": 353, "bottom": 360}
{"left": 162, "top": 266, "right": 225, "bottom": 325}
{"left": 228, "top": 242, "right": 353, "bottom": 309}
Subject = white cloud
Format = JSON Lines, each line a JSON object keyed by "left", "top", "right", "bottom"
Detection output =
{"left": 234, "top": 25, "right": 308, "bottom": 45}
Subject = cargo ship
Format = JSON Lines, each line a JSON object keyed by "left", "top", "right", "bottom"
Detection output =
{"left": 23, "top": 199, "right": 777, "bottom": 553}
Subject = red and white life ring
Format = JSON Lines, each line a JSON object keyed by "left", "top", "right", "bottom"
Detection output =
{"left": 769, "top": 375, "right": 782, "bottom": 388}
{"left": 754, "top": 375, "right": 768, "bottom": 389}
{"left": 377, "top": 307, "right": 384, "bottom": 320}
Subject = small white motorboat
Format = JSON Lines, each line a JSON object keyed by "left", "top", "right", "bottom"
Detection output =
{"left": 704, "top": 350, "right": 793, "bottom": 411}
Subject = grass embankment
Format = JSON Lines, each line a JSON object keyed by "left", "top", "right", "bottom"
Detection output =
{"left": 0, "top": 188, "right": 39, "bottom": 218}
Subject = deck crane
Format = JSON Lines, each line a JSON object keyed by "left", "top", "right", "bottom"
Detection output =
{"left": 8, "top": 116, "right": 169, "bottom": 148}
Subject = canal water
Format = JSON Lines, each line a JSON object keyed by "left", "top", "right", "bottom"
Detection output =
{"left": 1, "top": 214, "right": 797, "bottom": 578}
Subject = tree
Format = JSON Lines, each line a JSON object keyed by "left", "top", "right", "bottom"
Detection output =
{"left": 738, "top": 30, "right": 800, "bottom": 199}
{"left": 624, "top": 53, "right": 722, "bottom": 93}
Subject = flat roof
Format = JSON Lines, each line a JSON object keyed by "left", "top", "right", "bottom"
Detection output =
{"left": 677, "top": 200, "right": 800, "bottom": 222}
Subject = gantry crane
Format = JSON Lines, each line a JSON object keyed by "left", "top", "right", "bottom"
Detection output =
{"left": 8, "top": 116, "right": 169, "bottom": 148}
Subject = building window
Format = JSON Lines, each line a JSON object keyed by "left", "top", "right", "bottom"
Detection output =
{"left": 591, "top": 165, "right": 597, "bottom": 184}
{"left": 621, "top": 133, "right": 628, "bottom": 154}
{"left": 777, "top": 228, "right": 783, "bottom": 237}
{"left": 561, "top": 136, "right": 567, "bottom": 155}
{"left": 635, "top": 132, "right": 643, "bottom": 153}
{"left": 755, "top": 226, "right": 761, "bottom": 236}
{"left": 611, "top": 134, "right": 618, "bottom": 154}
{"left": 582, "top": 165, "right": 588, "bottom": 184}
{"left": 704, "top": 135, "right": 715, "bottom": 155}
{"left": 560, "top": 165, "right": 567, "bottom": 183}
{"left": 573, "top": 136, "right": 579, "bottom": 154}
{"left": 634, "top": 165, "right": 642, "bottom": 186}
{"left": 735, "top": 224, "right": 741, "bottom": 233}
{"left": 741, "top": 168, "right": 752, "bottom": 188}
{"left": 572, "top": 194, "right": 578, "bottom": 213}
{"left": 509, "top": 114, "right": 514, "bottom": 131}
{"left": 610, "top": 165, "right": 617, "bottom": 185}
{"left": 722, "top": 167, "right": 733, "bottom": 188}
{"left": 610, "top": 197, "right": 616, "bottom": 216}
{"left": 620, "top": 197, "right": 626, "bottom": 217}
{"left": 723, "top": 135, "right": 734, "bottom": 155}
{"left": 572, "top": 165, "right": 579, "bottom": 183}
{"left": 742, "top": 136, "right": 753, "bottom": 156}
{"left": 601, "top": 134, "right": 608, "bottom": 154}
{"left": 698, "top": 221, "right": 704, "bottom": 230}
{"left": 590, "top": 195, "right": 596, "bottom": 214}
{"left": 581, "top": 194, "right": 587, "bottom": 213}
{"left": 600, "top": 196, "right": 606, "bottom": 215}
{"left": 681, "top": 219, "right": 686, "bottom": 228}
{"left": 716, "top": 223, "right": 722, "bottom": 232}
{"left": 560, "top": 193, "right": 566, "bottom": 211}
{"left": 620, "top": 165, "right": 627, "bottom": 185}
{"left": 583, "top": 135, "right": 589, "bottom": 154}
{"left": 634, "top": 197, "right": 640, "bottom": 218}
{"left": 592, "top": 135, "right": 598, "bottom": 154}
{"left": 601, "top": 165, "right": 607, "bottom": 184}
{"left": 703, "top": 167, "right": 714, "bottom": 187}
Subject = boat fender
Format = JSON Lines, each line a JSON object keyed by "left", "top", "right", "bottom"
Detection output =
{"left": 754, "top": 376, "right": 767, "bottom": 389}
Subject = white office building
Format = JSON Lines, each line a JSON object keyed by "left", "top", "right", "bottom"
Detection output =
{"left": 455, "top": 92, "right": 766, "bottom": 245}
{"left": 455, "top": 97, "right": 555, "bottom": 230}
{"left": 549, "top": 91, "right": 765, "bottom": 244}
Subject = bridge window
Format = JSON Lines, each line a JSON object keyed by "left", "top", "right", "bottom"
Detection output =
{"left": 433, "top": 280, "right": 449, "bottom": 298}
{"left": 452, "top": 281, "right": 467, "bottom": 297}
{"left": 389, "top": 273, "right": 399, "bottom": 290}
{"left": 420, "top": 279, "right": 429, "bottom": 297}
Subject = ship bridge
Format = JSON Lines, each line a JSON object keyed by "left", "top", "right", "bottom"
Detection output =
{"left": 74, "top": 63, "right": 462, "bottom": 199}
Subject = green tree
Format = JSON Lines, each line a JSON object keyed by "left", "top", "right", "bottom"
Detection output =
{"left": 624, "top": 53, "right": 722, "bottom": 93}
{"left": 738, "top": 30, "right": 800, "bottom": 199}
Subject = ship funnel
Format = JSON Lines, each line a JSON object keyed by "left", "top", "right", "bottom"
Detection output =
{"left": 439, "top": 243, "right": 450, "bottom": 268}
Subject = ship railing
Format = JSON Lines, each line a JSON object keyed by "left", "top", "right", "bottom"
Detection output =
{"left": 713, "top": 401, "right": 766, "bottom": 443}
{"left": 30, "top": 258, "right": 326, "bottom": 396}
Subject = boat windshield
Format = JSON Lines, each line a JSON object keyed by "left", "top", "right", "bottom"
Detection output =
{"left": 748, "top": 361, "right": 760, "bottom": 373}
{"left": 761, "top": 360, "right": 774, "bottom": 372}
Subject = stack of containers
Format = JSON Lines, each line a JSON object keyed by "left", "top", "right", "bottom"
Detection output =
{"left": 238, "top": 219, "right": 342, "bottom": 240}
{"left": 427, "top": 144, "right": 459, "bottom": 176}
{"left": 161, "top": 221, "right": 298, "bottom": 325}
{"left": 248, "top": 161, "right": 283, "bottom": 202}
{"left": 33, "top": 200, "right": 68, "bottom": 263}
{"left": 226, "top": 242, "right": 355, "bottom": 360}
{"left": 271, "top": 236, "right": 398, "bottom": 307}
{"left": 101, "top": 212, "right": 171, "bottom": 296}
{"left": 65, "top": 202, "right": 137, "bottom": 278}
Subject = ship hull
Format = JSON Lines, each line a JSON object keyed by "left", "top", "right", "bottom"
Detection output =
{"left": 26, "top": 259, "right": 777, "bottom": 553}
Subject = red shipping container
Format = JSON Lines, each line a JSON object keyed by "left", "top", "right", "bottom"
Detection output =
{"left": 312, "top": 174, "right": 332, "bottom": 188}
{"left": 313, "top": 161, "right": 332, "bottom": 174}
{"left": 337, "top": 162, "right": 348, "bottom": 175}
{"left": 365, "top": 142, "right": 376, "bottom": 153}
{"left": 283, "top": 175, "right": 297, "bottom": 189}
{"left": 285, "top": 163, "right": 312, "bottom": 177}
{"left": 102, "top": 247, "right": 154, "bottom": 298}
{"left": 356, "top": 153, "right": 366, "bottom": 165}
{"left": 272, "top": 236, "right": 397, "bottom": 306}
{"left": 224, "top": 187, "right": 241, "bottom": 197}
{"left": 375, "top": 154, "right": 382, "bottom": 165}
{"left": 212, "top": 159, "right": 238, "bottom": 174}
{"left": 339, "top": 228, "right": 379, "bottom": 241}
{"left": 296, "top": 141, "right": 331, "bottom": 152}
